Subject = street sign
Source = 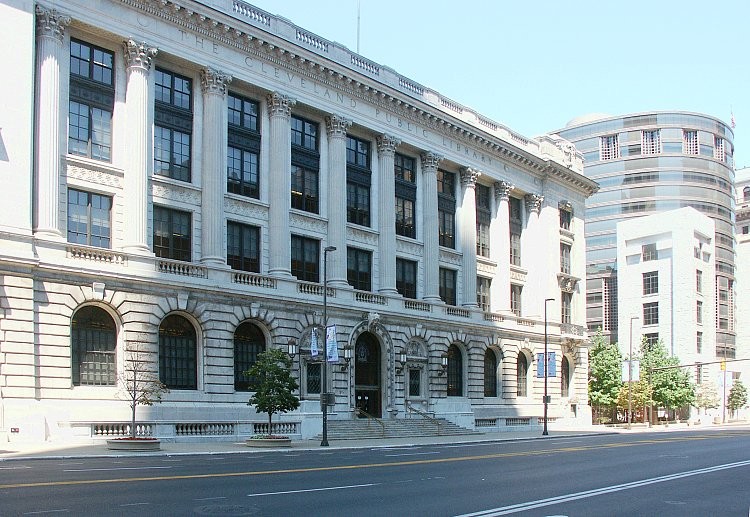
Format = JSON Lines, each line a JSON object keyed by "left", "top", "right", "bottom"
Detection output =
{"left": 320, "top": 392, "right": 335, "bottom": 410}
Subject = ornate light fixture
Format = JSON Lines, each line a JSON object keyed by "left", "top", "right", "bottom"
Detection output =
{"left": 438, "top": 353, "right": 448, "bottom": 376}
{"left": 395, "top": 351, "right": 407, "bottom": 373}
{"left": 340, "top": 344, "right": 353, "bottom": 371}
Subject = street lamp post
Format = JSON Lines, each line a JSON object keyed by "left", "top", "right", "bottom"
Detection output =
{"left": 628, "top": 316, "right": 639, "bottom": 430}
{"left": 543, "top": 298, "right": 554, "bottom": 436}
{"left": 320, "top": 245, "right": 336, "bottom": 447}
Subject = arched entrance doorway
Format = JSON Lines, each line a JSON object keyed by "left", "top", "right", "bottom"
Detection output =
{"left": 354, "top": 332, "right": 382, "bottom": 417}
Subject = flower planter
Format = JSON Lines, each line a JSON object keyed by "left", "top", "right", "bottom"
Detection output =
{"left": 106, "top": 438, "right": 162, "bottom": 451}
{"left": 245, "top": 437, "right": 292, "bottom": 448}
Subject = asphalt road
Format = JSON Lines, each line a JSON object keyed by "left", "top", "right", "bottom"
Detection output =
{"left": 1, "top": 429, "right": 749, "bottom": 516}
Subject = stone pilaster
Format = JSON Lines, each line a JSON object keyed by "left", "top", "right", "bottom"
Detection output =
{"left": 325, "top": 114, "right": 352, "bottom": 288}
{"left": 420, "top": 151, "right": 443, "bottom": 302}
{"left": 267, "top": 92, "right": 296, "bottom": 277}
{"left": 200, "top": 68, "right": 232, "bottom": 265}
{"left": 523, "top": 193, "right": 544, "bottom": 315}
{"left": 376, "top": 134, "right": 400, "bottom": 294}
{"left": 459, "top": 167, "right": 480, "bottom": 308}
{"left": 491, "top": 180, "right": 514, "bottom": 312}
{"left": 33, "top": 6, "right": 70, "bottom": 239}
{"left": 122, "top": 39, "right": 158, "bottom": 254}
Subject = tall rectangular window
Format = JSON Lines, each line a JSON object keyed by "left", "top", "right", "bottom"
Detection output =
{"left": 291, "top": 115, "right": 320, "bottom": 213}
{"left": 560, "top": 243, "right": 571, "bottom": 275}
{"left": 439, "top": 268, "right": 456, "bottom": 306}
{"left": 644, "top": 333, "right": 659, "bottom": 347}
{"left": 291, "top": 235, "right": 319, "bottom": 283}
{"left": 696, "top": 300, "right": 703, "bottom": 324}
{"left": 600, "top": 134, "right": 619, "bottom": 161}
{"left": 68, "top": 39, "right": 114, "bottom": 161}
{"left": 153, "top": 206, "right": 191, "bottom": 261}
{"left": 642, "top": 271, "right": 658, "bottom": 295}
{"left": 683, "top": 130, "right": 699, "bottom": 155}
{"left": 643, "top": 302, "right": 659, "bottom": 326}
{"left": 438, "top": 170, "right": 456, "bottom": 249}
{"left": 227, "top": 93, "right": 260, "bottom": 199}
{"left": 67, "top": 188, "right": 111, "bottom": 248}
{"left": 154, "top": 68, "right": 192, "bottom": 182}
{"left": 346, "top": 136, "right": 371, "bottom": 226}
{"left": 477, "top": 277, "right": 491, "bottom": 312}
{"left": 642, "top": 243, "right": 658, "bottom": 261}
{"left": 396, "top": 258, "right": 417, "bottom": 299}
{"left": 510, "top": 284, "right": 522, "bottom": 316}
{"left": 559, "top": 206, "right": 572, "bottom": 230}
{"left": 227, "top": 221, "right": 260, "bottom": 272}
{"left": 714, "top": 136, "right": 725, "bottom": 161}
{"left": 696, "top": 269, "right": 702, "bottom": 293}
{"left": 509, "top": 196, "right": 522, "bottom": 265}
{"left": 641, "top": 130, "right": 661, "bottom": 155}
{"left": 395, "top": 153, "right": 416, "bottom": 238}
{"left": 561, "top": 292, "right": 572, "bottom": 324}
{"left": 347, "top": 247, "right": 372, "bottom": 291}
{"left": 476, "top": 184, "right": 491, "bottom": 257}
{"left": 697, "top": 331, "right": 703, "bottom": 354}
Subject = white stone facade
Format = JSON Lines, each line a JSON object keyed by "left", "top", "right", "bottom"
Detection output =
{"left": 0, "top": 0, "right": 597, "bottom": 442}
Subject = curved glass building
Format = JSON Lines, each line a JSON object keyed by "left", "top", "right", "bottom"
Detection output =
{"left": 555, "top": 112, "right": 735, "bottom": 354}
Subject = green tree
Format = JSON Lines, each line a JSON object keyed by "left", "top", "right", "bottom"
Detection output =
{"left": 616, "top": 380, "right": 649, "bottom": 422}
{"left": 694, "top": 381, "right": 720, "bottom": 415}
{"left": 727, "top": 380, "right": 748, "bottom": 416}
{"left": 640, "top": 339, "right": 695, "bottom": 417}
{"left": 245, "top": 348, "right": 300, "bottom": 436}
{"left": 588, "top": 329, "right": 623, "bottom": 422}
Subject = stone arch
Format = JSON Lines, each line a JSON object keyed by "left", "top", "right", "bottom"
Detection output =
{"left": 349, "top": 316, "right": 395, "bottom": 416}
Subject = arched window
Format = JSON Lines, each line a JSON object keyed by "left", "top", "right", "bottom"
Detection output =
{"left": 234, "top": 322, "right": 266, "bottom": 391}
{"left": 447, "top": 344, "right": 463, "bottom": 396}
{"left": 71, "top": 306, "right": 116, "bottom": 386}
{"left": 159, "top": 314, "right": 197, "bottom": 390}
{"left": 561, "top": 356, "right": 571, "bottom": 398}
{"left": 484, "top": 349, "right": 498, "bottom": 397}
{"left": 517, "top": 352, "right": 528, "bottom": 397}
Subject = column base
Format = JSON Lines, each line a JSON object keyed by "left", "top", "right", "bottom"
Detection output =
{"left": 121, "top": 243, "right": 153, "bottom": 256}
{"left": 462, "top": 303, "right": 479, "bottom": 309}
{"left": 423, "top": 296, "right": 443, "bottom": 304}
{"left": 200, "top": 256, "right": 228, "bottom": 267}
{"left": 33, "top": 229, "right": 64, "bottom": 241}
{"left": 378, "top": 288, "right": 399, "bottom": 296}
{"left": 328, "top": 279, "right": 352, "bottom": 289}
{"left": 268, "top": 268, "right": 294, "bottom": 279}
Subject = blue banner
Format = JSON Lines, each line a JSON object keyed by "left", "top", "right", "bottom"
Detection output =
{"left": 536, "top": 352, "right": 556, "bottom": 378}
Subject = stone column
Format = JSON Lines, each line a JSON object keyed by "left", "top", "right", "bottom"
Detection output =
{"left": 523, "top": 193, "right": 544, "bottom": 315}
{"left": 122, "top": 39, "right": 158, "bottom": 254}
{"left": 376, "top": 134, "right": 400, "bottom": 294}
{"left": 325, "top": 114, "right": 352, "bottom": 288}
{"left": 491, "top": 180, "right": 514, "bottom": 313}
{"left": 420, "top": 151, "right": 443, "bottom": 302}
{"left": 267, "top": 92, "right": 296, "bottom": 277}
{"left": 33, "top": 6, "right": 70, "bottom": 239}
{"left": 459, "top": 167, "right": 480, "bottom": 308}
{"left": 199, "top": 68, "right": 232, "bottom": 266}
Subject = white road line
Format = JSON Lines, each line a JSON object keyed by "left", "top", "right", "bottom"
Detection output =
{"left": 385, "top": 452, "right": 440, "bottom": 457}
{"left": 247, "top": 483, "right": 379, "bottom": 497}
{"left": 119, "top": 502, "right": 150, "bottom": 507}
{"left": 63, "top": 466, "right": 172, "bottom": 472}
{"left": 0, "top": 465, "right": 32, "bottom": 470}
{"left": 456, "top": 459, "right": 750, "bottom": 517}
{"left": 22, "top": 510, "right": 70, "bottom": 515}
{"left": 193, "top": 497, "right": 227, "bottom": 501}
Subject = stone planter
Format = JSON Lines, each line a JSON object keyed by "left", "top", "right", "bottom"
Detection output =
{"left": 245, "top": 437, "right": 292, "bottom": 448}
{"left": 106, "top": 438, "right": 162, "bottom": 451}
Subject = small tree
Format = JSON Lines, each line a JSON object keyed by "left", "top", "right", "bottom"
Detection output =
{"left": 119, "top": 345, "right": 168, "bottom": 438}
{"left": 727, "top": 380, "right": 748, "bottom": 417}
{"left": 694, "top": 381, "right": 720, "bottom": 415}
{"left": 588, "top": 329, "right": 623, "bottom": 423}
{"left": 640, "top": 338, "right": 695, "bottom": 419}
{"left": 245, "top": 348, "right": 300, "bottom": 436}
{"left": 616, "top": 380, "right": 649, "bottom": 422}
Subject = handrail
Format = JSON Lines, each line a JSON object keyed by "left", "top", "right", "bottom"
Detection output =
{"left": 405, "top": 401, "right": 442, "bottom": 435}
{"left": 354, "top": 408, "right": 385, "bottom": 437}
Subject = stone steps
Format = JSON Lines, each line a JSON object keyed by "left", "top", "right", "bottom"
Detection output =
{"left": 320, "top": 417, "right": 481, "bottom": 440}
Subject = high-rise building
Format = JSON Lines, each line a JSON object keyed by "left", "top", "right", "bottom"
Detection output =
{"left": 555, "top": 113, "right": 736, "bottom": 362}
{"left": 0, "top": 0, "right": 597, "bottom": 442}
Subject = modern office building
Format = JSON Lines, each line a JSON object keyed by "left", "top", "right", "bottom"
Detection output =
{"left": 0, "top": 0, "right": 597, "bottom": 442}
{"left": 732, "top": 167, "right": 750, "bottom": 418}
{"left": 554, "top": 113, "right": 736, "bottom": 364}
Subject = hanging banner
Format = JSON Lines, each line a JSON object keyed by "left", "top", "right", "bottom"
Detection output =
{"left": 310, "top": 328, "right": 319, "bottom": 357}
{"left": 621, "top": 360, "right": 640, "bottom": 382}
{"left": 326, "top": 325, "right": 338, "bottom": 362}
{"left": 536, "top": 352, "right": 556, "bottom": 378}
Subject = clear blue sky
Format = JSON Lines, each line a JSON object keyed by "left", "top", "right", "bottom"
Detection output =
{"left": 248, "top": 0, "right": 748, "bottom": 169}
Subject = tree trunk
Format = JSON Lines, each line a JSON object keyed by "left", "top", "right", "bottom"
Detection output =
{"left": 267, "top": 412, "right": 273, "bottom": 436}
{"left": 131, "top": 403, "right": 137, "bottom": 438}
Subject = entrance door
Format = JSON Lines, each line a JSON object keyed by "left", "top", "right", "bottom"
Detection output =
{"left": 354, "top": 332, "right": 381, "bottom": 417}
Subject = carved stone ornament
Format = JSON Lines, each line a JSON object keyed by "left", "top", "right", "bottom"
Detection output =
{"left": 558, "top": 200, "right": 573, "bottom": 212}
{"left": 460, "top": 167, "right": 481, "bottom": 187}
{"left": 200, "top": 67, "right": 232, "bottom": 95}
{"left": 266, "top": 91, "right": 296, "bottom": 117}
{"left": 123, "top": 39, "right": 158, "bottom": 71}
{"left": 376, "top": 134, "right": 400, "bottom": 156}
{"left": 494, "top": 180, "right": 514, "bottom": 201}
{"left": 524, "top": 193, "right": 544, "bottom": 214}
{"left": 35, "top": 5, "right": 70, "bottom": 42}
{"left": 420, "top": 151, "right": 444, "bottom": 172}
{"left": 325, "top": 114, "right": 352, "bottom": 137}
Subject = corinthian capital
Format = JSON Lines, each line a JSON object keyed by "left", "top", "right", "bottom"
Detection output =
{"left": 525, "top": 193, "right": 544, "bottom": 214}
{"left": 325, "top": 114, "right": 352, "bottom": 137}
{"left": 123, "top": 40, "right": 158, "bottom": 72}
{"left": 35, "top": 5, "right": 70, "bottom": 43}
{"left": 267, "top": 91, "right": 296, "bottom": 117}
{"left": 420, "top": 151, "right": 443, "bottom": 172}
{"left": 200, "top": 67, "right": 232, "bottom": 96}
{"left": 460, "top": 167, "right": 481, "bottom": 188}
{"left": 376, "top": 134, "right": 400, "bottom": 156}
{"left": 494, "top": 180, "right": 514, "bottom": 201}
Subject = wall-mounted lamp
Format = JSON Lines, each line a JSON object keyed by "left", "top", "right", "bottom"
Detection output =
{"left": 287, "top": 338, "right": 299, "bottom": 357}
{"left": 395, "top": 351, "right": 408, "bottom": 373}
{"left": 438, "top": 353, "right": 449, "bottom": 376}
{"left": 340, "top": 344, "right": 353, "bottom": 371}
